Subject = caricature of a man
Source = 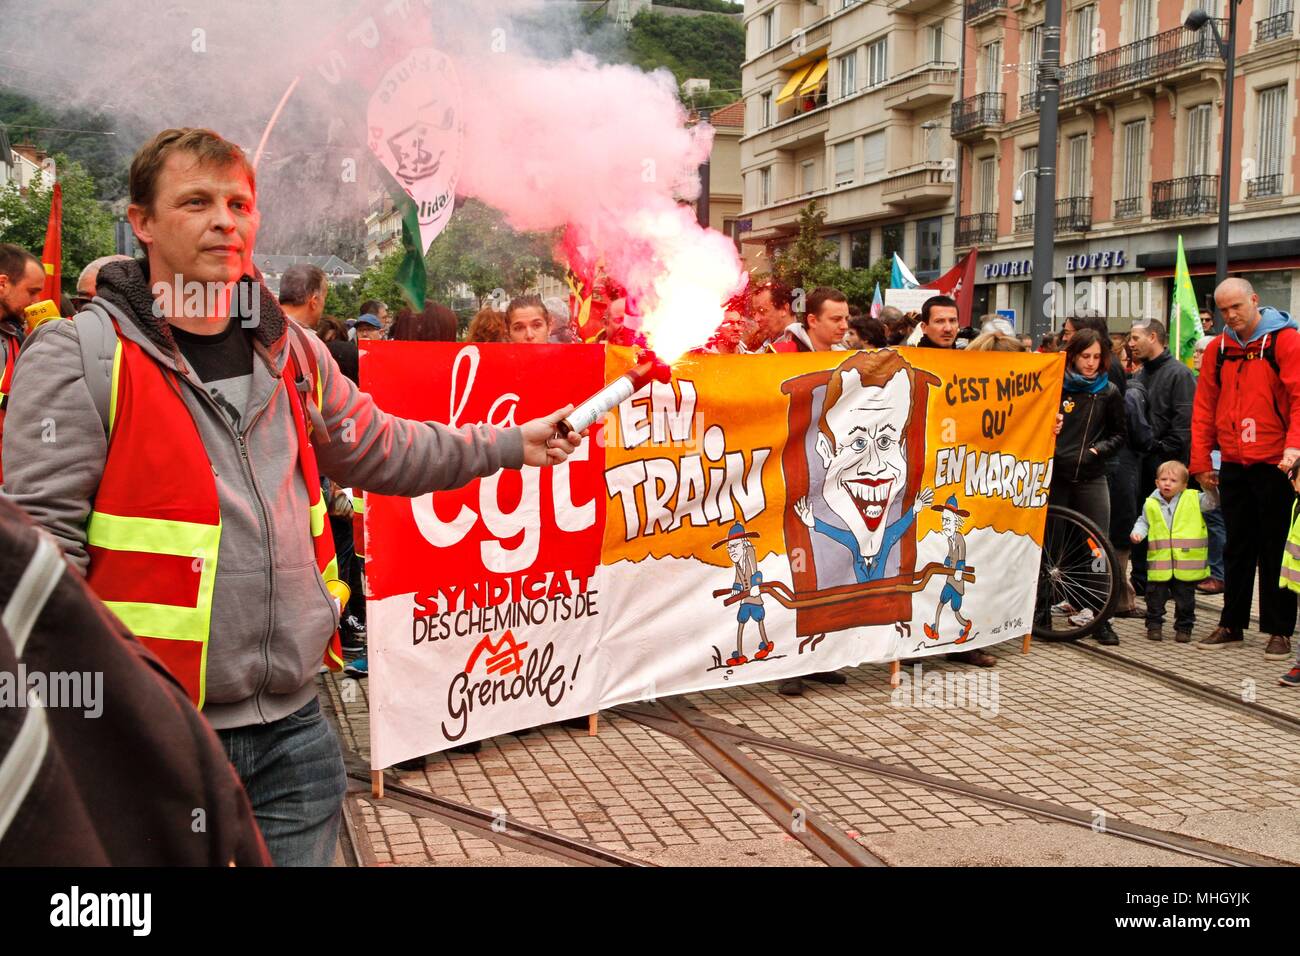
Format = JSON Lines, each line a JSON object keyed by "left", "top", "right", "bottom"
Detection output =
{"left": 925, "top": 495, "right": 973, "bottom": 642}
{"left": 795, "top": 350, "right": 933, "bottom": 583}
{"left": 713, "top": 523, "right": 773, "bottom": 666}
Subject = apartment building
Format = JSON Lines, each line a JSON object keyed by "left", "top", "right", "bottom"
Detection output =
{"left": 739, "top": 0, "right": 962, "bottom": 281}
{"left": 956, "top": 0, "right": 1300, "bottom": 330}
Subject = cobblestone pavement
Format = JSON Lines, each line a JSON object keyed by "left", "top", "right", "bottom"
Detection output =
{"left": 325, "top": 593, "right": 1300, "bottom": 867}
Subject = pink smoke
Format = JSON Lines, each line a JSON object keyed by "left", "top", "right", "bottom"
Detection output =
{"left": 455, "top": 51, "right": 746, "bottom": 360}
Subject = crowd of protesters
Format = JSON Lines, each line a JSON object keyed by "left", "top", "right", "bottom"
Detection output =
{"left": 4, "top": 123, "right": 1300, "bottom": 869}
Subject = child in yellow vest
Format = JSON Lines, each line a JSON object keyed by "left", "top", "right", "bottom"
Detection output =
{"left": 1130, "top": 461, "right": 1211, "bottom": 644}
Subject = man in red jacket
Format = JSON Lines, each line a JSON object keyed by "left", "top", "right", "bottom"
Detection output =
{"left": 1191, "top": 277, "right": 1300, "bottom": 658}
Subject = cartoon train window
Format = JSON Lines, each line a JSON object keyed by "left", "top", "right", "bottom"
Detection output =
{"left": 780, "top": 349, "right": 939, "bottom": 634}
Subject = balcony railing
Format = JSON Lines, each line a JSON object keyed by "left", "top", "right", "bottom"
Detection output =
{"left": 1056, "top": 196, "right": 1092, "bottom": 234}
{"left": 1020, "top": 88, "right": 1039, "bottom": 115}
{"left": 965, "top": 0, "right": 1006, "bottom": 21}
{"left": 1014, "top": 211, "right": 1035, "bottom": 233}
{"left": 1059, "top": 21, "right": 1226, "bottom": 104}
{"left": 1114, "top": 196, "right": 1143, "bottom": 219}
{"left": 951, "top": 92, "right": 1005, "bottom": 135}
{"left": 1152, "top": 175, "right": 1219, "bottom": 219}
{"left": 1257, "top": 8, "right": 1294, "bottom": 44}
{"left": 1246, "top": 173, "right": 1284, "bottom": 198}
{"left": 956, "top": 212, "right": 998, "bottom": 247}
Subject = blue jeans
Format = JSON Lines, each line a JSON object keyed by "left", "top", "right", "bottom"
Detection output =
{"left": 1204, "top": 505, "right": 1226, "bottom": 581}
{"left": 217, "top": 698, "right": 347, "bottom": 867}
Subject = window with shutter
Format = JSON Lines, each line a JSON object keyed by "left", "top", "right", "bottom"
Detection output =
{"left": 1073, "top": 5, "right": 1096, "bottom": 61}
{"left": 835, "top": 141, "right": 855, "bottom": 186}
{"left": 863, "top": 130, "right": 886, "bottom": 174}
{"left": 1022, "top": 146, "right": 1038, "bottom": 217}
{"left": 1123, "top": 120, "right": 1145, "bottom": 198}
{"left": 1068, "top": 134, "right": 1089, "bottom": 197}
{"left": 982, "top": 41, "right": 1002, "bottom": 93}
{"left": 979, "top": 157, "right": 997, "bottom": 214}
{"left": 1187, "top": 104, "right": 1212, "bottom": 176}
{"left": 839, "top": 53, "right": 856, "bottom": 99}
{"left": 1258, "top": 86, "right": 1286, "bottom": 177}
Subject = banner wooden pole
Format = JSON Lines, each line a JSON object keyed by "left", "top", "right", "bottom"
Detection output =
{"left": 371, "top": 769, "right": 384, "bottom": 799}
{"left": 890, "top": 660, "right": 901, "bottom": 688}
{"left": 1022, "top": 633, "right": 1032, "bottom": 654}
{"left": 588, "top": 713, "right": 599, "bottom": 736}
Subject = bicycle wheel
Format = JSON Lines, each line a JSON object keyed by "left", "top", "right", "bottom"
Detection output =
{"left": 1033, "top": 505, "right": 1120, "bottom": 641}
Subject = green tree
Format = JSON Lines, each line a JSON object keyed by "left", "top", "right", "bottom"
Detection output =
{"left": 324, "top": 280, "right": 360, "bottom": 321}
{"left": 423, "top": 199, "right": 561, "bottom": 307}
{"left": 0, "top": 91, "right": 130, "bottom": 200}
{"left": 652, "top": 0, "right": 743, "bottom": 13}
{"left": 619, "top": 11, "right": 744, "bottom": 108}
{"left": 762, "top": 202, "right": 891, "bottom": 311}
{"left": 0, "top": 157, "right": 114, "bottom": 294}
{"left": 349, "top": 250, "right": 408, "bottom": 316}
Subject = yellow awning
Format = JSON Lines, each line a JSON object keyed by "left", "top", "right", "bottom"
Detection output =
{"left": 776, "top": 64, "right": 813, "bottom": 105}
{"left": 798, "top": 59, "right": 829, "bottom": 96}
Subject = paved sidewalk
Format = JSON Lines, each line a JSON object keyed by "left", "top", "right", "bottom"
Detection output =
{"left": 325, "top": 601, "right": 1300, "bottom": 867}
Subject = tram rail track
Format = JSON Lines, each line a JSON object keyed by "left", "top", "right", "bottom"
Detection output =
{"left": 614, "top": 700, "right": 1285, "bottom": 868}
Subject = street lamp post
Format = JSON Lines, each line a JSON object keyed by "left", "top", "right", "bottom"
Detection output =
{"left": 1185, "top": 1, "right": 1242, "bottom": 290}
{"left": 1030, "top": 0, "right": 1062, "bottom": 343}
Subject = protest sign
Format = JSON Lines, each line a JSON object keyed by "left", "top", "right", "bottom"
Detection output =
{"left": 362, "top": 343, "right": 1063, "bottom": 766}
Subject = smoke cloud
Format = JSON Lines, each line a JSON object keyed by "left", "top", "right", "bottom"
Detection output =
{"left": 0, "top": 0, "right": 745, "bottom": 356}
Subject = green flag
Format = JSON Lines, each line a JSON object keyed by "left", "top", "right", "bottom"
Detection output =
{"left": 1170, "top": 234, "right": 1201, "bottom": 370}
{"left": 393, "top": 191, "right": 427, "bottom": 312}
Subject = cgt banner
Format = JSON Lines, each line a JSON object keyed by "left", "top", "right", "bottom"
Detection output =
{"left": 363, "top": 342, "right": 1064, "bottom": 767}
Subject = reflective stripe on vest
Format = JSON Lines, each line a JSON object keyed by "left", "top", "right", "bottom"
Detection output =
{"left": 1144, "top": 490, "right": 1210, "bottom": 582}
{"left": 84, "top": 327, "right": 342, "bottom": 709}
{"left": 351, "top": 491, "right": 366, "bottom": 560}
{"left": 1281, "top": 501, "right": 1300, "bottom": 595}
{"left": 0, "top": 334, "right": 18, "bottom": 484}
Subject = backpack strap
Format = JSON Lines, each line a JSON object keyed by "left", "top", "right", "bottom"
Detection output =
{"left": 284, "top": 323, "right": 330, "bottom": 447}
{"left": 72, "top": 305, "right": 118, "bottom": 435}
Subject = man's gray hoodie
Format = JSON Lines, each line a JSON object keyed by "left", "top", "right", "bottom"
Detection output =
{"left": 0, "top": 259, "right": 524, "bottom": 729}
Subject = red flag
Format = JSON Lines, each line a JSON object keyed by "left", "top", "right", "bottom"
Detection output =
{"left": 923, "top": 249, "right": 978, "bottom": 327}
{"left": 40, "top": 182, "right": 62, "bottom": 303}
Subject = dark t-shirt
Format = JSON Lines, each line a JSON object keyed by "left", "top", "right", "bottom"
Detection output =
{"left": 172, "top": 322, "right": 254, "bottom": 430}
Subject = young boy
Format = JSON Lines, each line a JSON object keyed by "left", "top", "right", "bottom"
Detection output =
{"left": 1130, "top": 461, "right": 1210, "bottom": 643}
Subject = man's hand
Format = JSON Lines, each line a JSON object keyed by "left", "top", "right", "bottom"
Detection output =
{"left": 794, "top": 496, "right": 815, "bottom": 528}
{"left": 1196, "top": 470, "right": 1219, "bottom": 493}
{"left": 913, "top": 487, "right": 935, "bottom": 514}
{"left": 520, "top": 405, "right": 583, "bottom": 467}
{"left": 1130, "top": 532, "right": 1142, "bottom": 544}
{"left": 1281, "top": 447, "right": 1300, "bottom": 474}
{"left": 1053, "top": 413, "right": 1063, "bottom": 437}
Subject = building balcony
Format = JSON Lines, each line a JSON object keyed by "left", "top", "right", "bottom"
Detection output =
{"left": 882, "top": 64, "right": 958, "bottom": 112}
{"left": 893, "top": 0, "right": 948, "bottom": 11}
{"left": 1246, "top": 173, "right": 1284, "bottom": 199}
{"left": 956, "top": 212, "right": 998, "bottom": 247}
{"left": 1056, "top": 196, "right": 1092, "bottom": 235}
{"left": 1014, "top": 211, "right": 1035, "bottom": 234}
{"left": 1058, "top": 21, "right": 1227, "bottom": 106}
{"left": 951, "top": 92, "right": 1005, "bottom": 138}
{"left": 1256, "top": 8, "right": 1294, "bottom": 45}
{"left": 746, "top": 193, "right": 827, "bottom": 241}
{"left": 880, "top": 162, "right": 953, "bottom": 209}
{"left": 965, "top": 0, "right": 1007, "bottom": 25}
{"left": 1152, "top": 175, "right": 1219, "bottom": 219}
{"left": 1020, "top": 88, "right": 1039, "bottom": 116}
{"left": 747, "top": 105, "right": 830, "bottom": 155}
{"left": 1114, "top": 196, "right": 1143, "bottom": 220}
